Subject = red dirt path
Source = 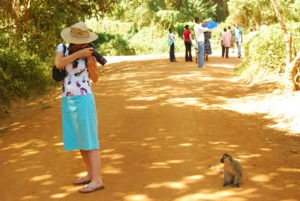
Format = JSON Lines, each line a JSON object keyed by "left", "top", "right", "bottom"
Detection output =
{"left": 1, "top": 54, "right": 299, "bottom": 201}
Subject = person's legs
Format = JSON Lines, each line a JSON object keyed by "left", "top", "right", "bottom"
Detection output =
{"left": 87, "top": 149, "right": 102, "bottom": 185}
{"left": 236, "top": 41, "right": 241, "bottom": 58}
{"left": 225, "top": 47, "right": 229, "bottom": 58}
{"left": 198, "top": 42, "right": 204, "bottom": 67}
{"left": 80, "top": 150, "right": 92, "bottom": 180}
{"left": 170, "top": 44, "right": 175, "bottom": 61}
{"left": 169, "top": 45, "right": 172, "bottom": 61}
{"left": 79, "top": 149, "right": 104, "bottom": 192}
{"left": 187, "top": 42, "right": 192, "bottom": 61}
{"left": 222, "top": 46, "right": 225, "bottom": 57}
{"left": 184, "top": 42, "right": 188, "bottom": 61}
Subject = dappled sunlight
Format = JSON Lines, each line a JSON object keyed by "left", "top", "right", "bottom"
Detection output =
{"left": 128, "top": 96, "right": 158, "bottom": 101}
{"left": 209, "top": 62, "right": 236, "bottom": 69}
{"left": 126, "top": 105, "right": 150, "bottom": 110}
{"left": 179, "top": 143, "right": 193, "bottom": 147}
{"left": 54, "top": 142, "right": 64, "bottom": 147}
{"left": 102, "top": 164, "right": 124, "bottom": 174}
{"left": 277, "top": 168, "right": 300, "bottom": 173}
{"left": 146, "top": 181, "right": 188, "bottom": 190}
{"left": 41, "top": 180, "right": 55, "bottom": 186}
{"left": 145, "top": 174, "right": 204, "bottom": 190}
{"left": 239, "top": 154, "right": 262, "bottom": 159}
{"left": 20, "top": 195, "right": 38, "bottom": 200}
{"left": 1, "top": 56, "right": 300, "bottom": 201}
{"left": 30, "top": 174, "right": 52, "bottom": 182}
{"left": 213, "top": 94, "right": 300, "bottom": 134}
{"left": 50, "top": 193, "right": 70, "bottom": 199}
{"left": 20, "top": 149, "right": 39, "bottom": 157}
{"left": 123, "top": 194, "right": 153, "bottom": 201}
{"left": 251, "top": 174, "right": 273, "bottom": 182}
{"left": 101, "top": 58, "right": 300, "bottom": 135}
{"left": 101, "top": 153, "right": 125, "bottom": 160}
{"left": 49, "top": 184, "right": 81, "bottom": 199}
{"left": 148, "top": 160, "right": 184, "bottom": 169}
{"left": 173, "top": 188, "right": 258, "bottom": 201}
{"left": 166, "top": 97, "right": 201, "bottom": 107}
{"left": 0, "top": 121, "right": 21, "bottom": 132}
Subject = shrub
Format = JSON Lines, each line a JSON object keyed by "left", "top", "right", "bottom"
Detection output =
{"left": 236, "top": 25, "right": 286, "bottom": 80}
{"left": 0, "top": 48, "right": 52, "bottom": 109}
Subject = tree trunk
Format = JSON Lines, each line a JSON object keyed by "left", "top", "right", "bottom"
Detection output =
{"left": 290, "top": 52, "right": 300, "bottom": 91}
{"left": 269, "top": 0, "right": 296, "bottom": 91}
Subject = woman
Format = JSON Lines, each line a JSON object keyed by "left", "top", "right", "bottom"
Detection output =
{"left": 202, "top": 21, "right": 212, "bottom": 61}
{"left": 54, "top": 22, "right": 104, "bottom": 193}
{"left": 182, "top": 25, "right": 193, "bottom": 62}
{"left": 168, "top": 28, "right": 176, "bottom": 62}
{"left": 221, "top": 27, "right": 230, "bottom": 58}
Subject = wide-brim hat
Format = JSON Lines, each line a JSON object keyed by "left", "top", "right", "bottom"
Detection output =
{"left": 60, "top": 22, "right": 98, "bottom": 44}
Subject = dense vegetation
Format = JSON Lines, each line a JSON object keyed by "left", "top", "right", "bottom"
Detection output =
{"left": 0, "top": 0, "right": 300, "bottom": 112}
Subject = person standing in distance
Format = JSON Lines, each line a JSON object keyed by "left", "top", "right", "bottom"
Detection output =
{"left": 234, "top": 24, "right": 243, "bottom": 58}
{"left": 168, "top": 28, "right": 176, "bottom": 62}
{"left": 194, "top": 17, "right": 209, "bottom": 67}
{"left": 55, "top": 22, "right": 104, "bottom": 193}
{"left": 202, "top": 21, "right": 212, "bottom": 62}
{"left": 183, "top": 25, "right": 193, "bottom": 62}
{"left": 221, "top": 27, "right": 230, "bottom": 58}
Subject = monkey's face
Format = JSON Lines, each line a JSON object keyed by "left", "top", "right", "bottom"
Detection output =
{"left": 220, "top": 153, "right": 231, "bottom": 163}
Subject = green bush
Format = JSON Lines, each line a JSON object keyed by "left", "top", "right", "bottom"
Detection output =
{"left": 100, "top": 34, "right": 135, "bottom": 56}
{"left": 0, "top": 48, "right": 52, "bottom": 109}
{"left": 236, "top": 25, "right": 286, "bottom": 80}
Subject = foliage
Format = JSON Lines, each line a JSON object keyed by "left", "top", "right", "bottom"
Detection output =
{"left": 179, "top": 0, "right": 217, "bottom": 22}
{"left": 100, "top": 34, "right": 136, "bottom": 56}
{"left": 0, "top": 0, "right": 120, "bottom": 58}
{"left": 155, "top": 10, "right": 180, "bottom": 30}
{"left": 0, "top": 0, "right": 119, "bottom": 111}
{"left": 0, "top": 47, "right": 52, "bottom": 108}
{"left": 88, "top": 18, "right": 185, "bottom": 55}
{"left": 227, "top": 0, "right": 300, "bottom": 29}
{"left": 236, "top": 25, "right": 286, "bottom": 80}
{"left": 127, "top": 26, "right": 185, "bottom": 55}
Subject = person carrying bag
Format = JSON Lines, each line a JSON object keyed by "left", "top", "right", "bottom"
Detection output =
{"left": 54, "top": 22, "right": 104, "bottom": 193}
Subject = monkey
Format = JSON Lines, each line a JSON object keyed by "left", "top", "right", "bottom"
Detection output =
{"left": 220, "top": 153, "right": 242, "bottom": 187}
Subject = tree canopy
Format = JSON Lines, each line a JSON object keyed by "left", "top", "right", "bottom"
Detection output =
{"left": 0, "top": 0, "right": 120, "bottom": 57}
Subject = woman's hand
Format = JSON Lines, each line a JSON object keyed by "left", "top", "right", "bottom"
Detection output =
{"left": 55, "top": 47, "right": 94, "bottom": 68}
{"left": 76, "top": 47, "right": 94, "bottom": 58}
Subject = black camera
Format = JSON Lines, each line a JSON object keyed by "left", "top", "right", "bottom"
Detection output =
{"left": 88, "top": 43, "right": 107, "bottom": 66}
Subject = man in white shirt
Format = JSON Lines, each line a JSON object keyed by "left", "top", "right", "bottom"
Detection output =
{"left": 194, "top": 17, "right": 209, "bottom": 67}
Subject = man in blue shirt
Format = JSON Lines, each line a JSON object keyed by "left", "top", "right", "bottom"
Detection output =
{"left": 234, "top": 24, "right": 243, "bottom": 58}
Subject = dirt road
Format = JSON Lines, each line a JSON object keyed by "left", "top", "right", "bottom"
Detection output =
{"left": 1, "top": 54, "right": 299, "bottom": 201}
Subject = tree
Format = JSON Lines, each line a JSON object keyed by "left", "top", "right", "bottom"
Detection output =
{"left": 269, "top": 0, "right": 300, "bottom": 91}
{"left": 0, "top": 0, "right": 119, "bottom": 57}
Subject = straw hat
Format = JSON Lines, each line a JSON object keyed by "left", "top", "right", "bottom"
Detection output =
{"left": 60, "top": 22, "right": 98, "bottom": 44}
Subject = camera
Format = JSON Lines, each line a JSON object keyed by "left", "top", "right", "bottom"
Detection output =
{"left": 87, "top": 43, "right": 107, "bottom": 66}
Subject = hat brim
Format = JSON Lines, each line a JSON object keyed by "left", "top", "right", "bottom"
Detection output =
{"left": 60, "top": 27, "right": 98, "bottom": 44}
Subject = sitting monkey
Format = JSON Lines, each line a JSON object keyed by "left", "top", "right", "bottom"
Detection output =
{"left": 220, "top": 153, "right": 242, "bottom": 187}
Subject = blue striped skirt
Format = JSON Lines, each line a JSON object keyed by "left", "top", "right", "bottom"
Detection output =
{"left": 62, "top": 94, "right": 99, "bottom": 151}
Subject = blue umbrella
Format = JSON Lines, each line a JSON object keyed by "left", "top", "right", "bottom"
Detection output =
{"left": 202, "top": 21, "right": 218, "bottom": 30}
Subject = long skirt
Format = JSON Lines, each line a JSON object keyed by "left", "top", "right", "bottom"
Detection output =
{"left": 62, "top": 93, "right": 99, "bottom": 151}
